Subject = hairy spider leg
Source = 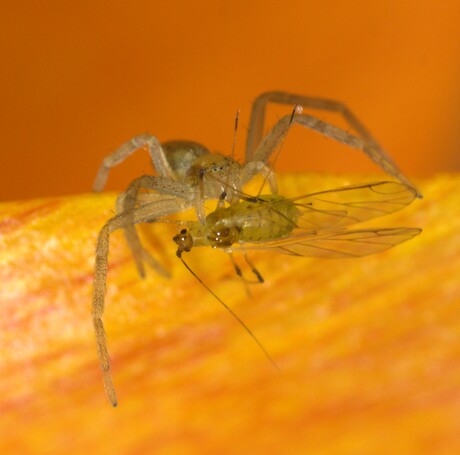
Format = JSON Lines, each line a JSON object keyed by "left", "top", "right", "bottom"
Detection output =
{"left": 243, "top": 111, "right": 420, "bottom": 195}
{"left": 118, "top": 176, "right": 195, "bottom": 277}
{"left": 245, "top": 91, "right": 421, "bottom": 197}
{"left": 92, "top": 197, "right": 190, "bottom": 406}
{"left": 93, "top": 134, "right": 176, "bottom": 192}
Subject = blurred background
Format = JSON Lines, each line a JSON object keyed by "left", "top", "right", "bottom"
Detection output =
{"left": 1, "top": 1, "right": 459, "bottom": 201}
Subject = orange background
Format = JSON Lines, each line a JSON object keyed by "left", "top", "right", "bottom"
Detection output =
{"left": 1, "top": 1, "right": 459, "bottom": 201}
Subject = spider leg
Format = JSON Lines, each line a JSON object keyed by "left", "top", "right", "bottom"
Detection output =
{"left": 93, "top": 134, "right": 176, "bottom": 192}
{"left": 247, "top": 92, "right": 390, "bottom": 161}
{"left": 115, "top": 192, "right": 170, "bottom": 279}
{"left": 92, "top": 198, "right": 190, "bottom": 406}
{"left": 246, "top": 112, "right": 420, "bottom": 194}
{"left": 240, "top": 160, "right": 278, "bottom": 194}
{"left": 245, "top": 91, "right": 420, "bottom": 196}
{"left": 119, "top": 176, "right": 194, "bottom": 278}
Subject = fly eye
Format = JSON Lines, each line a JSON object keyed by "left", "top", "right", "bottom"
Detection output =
{"left": 180, "top": 229, "right": 187, "bottom": 234}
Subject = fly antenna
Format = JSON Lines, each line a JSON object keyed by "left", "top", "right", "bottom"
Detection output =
{"left": 176, "top": 249, "right": 279, "bottom": 371}
{"left": 256, "top": 104, "right": 303, "bottom": 198}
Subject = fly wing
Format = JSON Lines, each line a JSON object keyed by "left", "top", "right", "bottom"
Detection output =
{"left": 290, "top": 181, "right": 418, "bottom": 231}
{"left": 236, "top": 227, "right": 421, "bottom": 258}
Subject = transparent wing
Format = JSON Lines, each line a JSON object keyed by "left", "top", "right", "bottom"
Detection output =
{"left": 236, "top": 227, "right": 421, "bottom": 258}
{"left": 289, "top": 181, "right": 418, "bottom": 230}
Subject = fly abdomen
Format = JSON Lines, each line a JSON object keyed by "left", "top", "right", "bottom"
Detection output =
{"left": 205, "top": 194, "right": 300, "bottom": 248}
{"left": 238, "top": 195, "right": 300, "bottom": 243}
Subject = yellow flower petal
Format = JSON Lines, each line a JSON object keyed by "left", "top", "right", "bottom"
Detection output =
{"left": 0, "top": 174, "right": 458, "bottom": 454}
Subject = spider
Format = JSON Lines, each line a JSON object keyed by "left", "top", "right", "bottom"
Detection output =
{"left": 92, "top": 91, "right": 421, "bottom": 406}
{"left": 93, "top": 91, "right": 420, "bottom": 278}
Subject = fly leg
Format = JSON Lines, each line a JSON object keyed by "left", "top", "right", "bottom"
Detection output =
{"left": 227, "top": 252, "right": 264, "bottom": 298}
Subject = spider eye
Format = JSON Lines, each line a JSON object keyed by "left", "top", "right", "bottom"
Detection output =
{"left": 180, "top": 229, "right": 187, "bottom": 234}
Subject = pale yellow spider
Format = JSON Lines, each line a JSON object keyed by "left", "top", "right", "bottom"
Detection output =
{"left": 92, "top": 91, "right": 420, "bottom": 406}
